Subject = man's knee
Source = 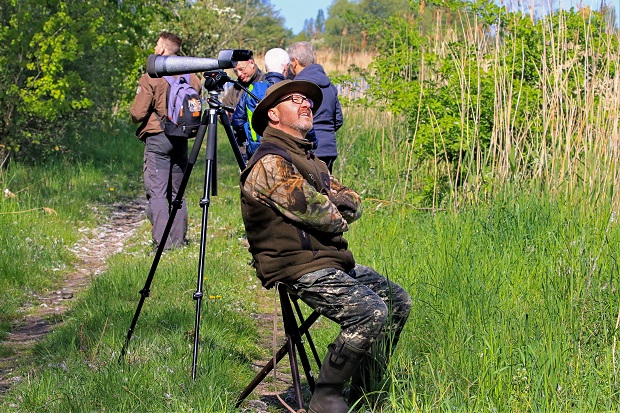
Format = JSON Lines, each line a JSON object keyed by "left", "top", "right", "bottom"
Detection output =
{"left": 372, "top": 298, "right": 390, "bottom": 327}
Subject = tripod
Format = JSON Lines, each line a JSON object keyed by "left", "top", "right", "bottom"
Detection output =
{"left": 119, "top": 71, "right": 251, "bottom": 379}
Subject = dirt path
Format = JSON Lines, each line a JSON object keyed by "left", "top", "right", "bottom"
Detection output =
{"left": 0, "top": 199, "right": 147, "bottom": 393}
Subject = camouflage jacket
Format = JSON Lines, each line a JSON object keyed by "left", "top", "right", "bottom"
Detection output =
{"left": 240, "top": 127, "right": 362, "bottom": 287}
{"left": 242, "top": 131, "right": 362, "bottom": 233}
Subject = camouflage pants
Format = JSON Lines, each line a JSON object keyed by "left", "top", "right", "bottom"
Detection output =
{"left": 285, "top": 264, "right": 411, "bottom": 352}
{"left": 143, "top": 133, "right": 188, "bottom": 249}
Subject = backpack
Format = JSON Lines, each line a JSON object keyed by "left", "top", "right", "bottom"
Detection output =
{"left": 162, "top": 74, "right": 202, "bottom": 139}
{"left": 243, "top": 81, "right": 271, "bottom": 155}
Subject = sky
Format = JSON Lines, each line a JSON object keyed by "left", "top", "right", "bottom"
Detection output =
{"left": 269, "top": 0, "right": 333, "bottom": 34}
{"left": 268, "top": 0, "right": 618, "bottom": 35}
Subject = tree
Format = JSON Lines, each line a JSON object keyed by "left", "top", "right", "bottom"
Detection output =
{"left": 316, "top": 9, "right": 326, "bottom": 34}
{"left": 152, "top": 0, "right": 291, "bottom": 58}
{"left": 0, "top": 0, "right": 291, "bottom": 161}
{"left": 324, "top": 0, "right": 363, "bottom": 52}
{"left": 0, "top": 0, "right": 159, "bottom": 160}
{"left": 323, "top": 0, "right": 412, "bottom": 52}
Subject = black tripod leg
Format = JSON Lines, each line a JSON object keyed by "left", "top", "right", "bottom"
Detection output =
{"left": 119, "top": 121, "right": 208, "bottom": 363}
{"left": 218, "top": 111, "right": 246, "bottom": 170}
{"left": 191, "top": 107, "right": 219, "bottom": 380}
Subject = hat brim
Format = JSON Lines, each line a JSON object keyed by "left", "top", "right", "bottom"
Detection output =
{"left": 251, "top": 80, "right": 323, "bottom": 137}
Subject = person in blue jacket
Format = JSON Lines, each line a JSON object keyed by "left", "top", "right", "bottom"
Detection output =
{"left": 232, "top": 48, "right": 290, "bottom": 160}
{"left": 288, "top": 42, "right": 343, "bottom": 172}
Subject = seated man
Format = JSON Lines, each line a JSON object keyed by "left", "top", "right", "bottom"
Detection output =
{"left": 239, "top": 80, "right": 412, "bottom": 413}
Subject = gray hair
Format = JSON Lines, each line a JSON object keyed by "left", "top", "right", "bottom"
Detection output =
{"left": 264, "top": 48, "right": 290, "bottom": 73}
{"left": 287, "top": 42, "right": 314, "bottom": 67}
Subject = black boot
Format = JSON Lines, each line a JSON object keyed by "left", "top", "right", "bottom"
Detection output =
{"left": 309, "top": 337, "right": 365, "bottom": 413}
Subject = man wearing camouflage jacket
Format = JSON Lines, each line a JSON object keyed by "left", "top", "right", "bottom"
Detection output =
{"left": 239, "top": 80, "right": 411, "bottom": 413}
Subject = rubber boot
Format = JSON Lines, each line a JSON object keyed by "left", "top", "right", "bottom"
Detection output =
{"left": 308, "top": 337, "right": 365, "bottom": 413}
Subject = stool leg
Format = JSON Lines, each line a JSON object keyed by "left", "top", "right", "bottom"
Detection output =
{"left": 293, "top": 297, "right": 322, "bottom": 370}
{"left": 235, "top": 288, "right": 322, "bottom": 409}
{"left": 281, "top": 290, "right": 317, "bottom": 394}
{"left": 285, "top": 330, "right": 304, "bottom": 409}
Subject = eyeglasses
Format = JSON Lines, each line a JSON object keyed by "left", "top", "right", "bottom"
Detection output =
{"left": 234, "top": 62, "right": 252, "bottom": 74}
{"left": 276, "top": 94, "right": 314, "bottom": 109}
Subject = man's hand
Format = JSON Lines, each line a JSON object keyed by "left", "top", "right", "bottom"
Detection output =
{"left": 329, "top": 190, "right": 362, "bottom": 223}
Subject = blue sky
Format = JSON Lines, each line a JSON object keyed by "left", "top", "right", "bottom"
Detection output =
{"left": 270, "top": 0, "right": 332, "bottom": 34}
{"left": 269, "top": 0, "right": 618, "bottom": 35}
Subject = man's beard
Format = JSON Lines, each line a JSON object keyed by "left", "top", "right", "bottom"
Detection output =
{"left": 290, "top": 118, "right": 312, "bottom": 134}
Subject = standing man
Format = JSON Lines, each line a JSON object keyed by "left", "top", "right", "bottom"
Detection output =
{"left": 130, "top": 31, "right": 202, "bottom": 250}
{"left": 288, "top": 41, "right": 343, "bottom": 172}
{"left": 232, "top": 47, "right": 290, "bottom": 159}
{"left": 239, "top": 80, "right": 411, "bottom": 413}
{"left": 222, "top": 55, "right": 264, "bottom": 158}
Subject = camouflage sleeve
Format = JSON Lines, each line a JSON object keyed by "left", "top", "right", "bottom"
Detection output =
{"left": 328, "top": 176, "right": 363, "bottom": 223}
{"left": 243, "top": 154, "right": 349, "bottom": 233}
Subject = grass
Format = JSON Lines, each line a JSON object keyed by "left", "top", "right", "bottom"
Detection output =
{"left": 2, "top": 14, "right": 620, "bottom": 406}
{"left": 0, "top": 112, "right": 619, "bottom": 411}
{"left": 344, "top": 188, "right": 620, "bottom": 411}
{"left": 0, "top": 123, "right": 144, "bottom": 344}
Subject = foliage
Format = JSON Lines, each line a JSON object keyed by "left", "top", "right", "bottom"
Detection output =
{"left": 0, "top": 0, "right": 159, "bottom": 161}
{"left": 322, "top": 0, "right": 412, "bottom": 52}
{"left": 152, "top": 0, "right": 291, "bottom": 58}
{"left": 0, "top": 0, "right": 291, "bottom": 162}
{"left": 364, "top": 0, "right": 620, "bottom": 205}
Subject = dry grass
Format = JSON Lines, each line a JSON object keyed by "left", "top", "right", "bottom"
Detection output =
{"left": 251, "top": 49, "right": 375, "bottom": 74}
{"left": 402, "top": 9, "right": 620, "bottom": 207}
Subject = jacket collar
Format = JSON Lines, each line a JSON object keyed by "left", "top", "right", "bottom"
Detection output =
{"left": 262, "top": 126, "right": 315, "bottom": 158}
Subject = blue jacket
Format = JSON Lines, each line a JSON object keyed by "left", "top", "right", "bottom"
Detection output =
{"left": 294, "top": 64, "right": 343, "bottom": 158}
{"left": 232, "top": 72, "right": 286, "bottom": 156}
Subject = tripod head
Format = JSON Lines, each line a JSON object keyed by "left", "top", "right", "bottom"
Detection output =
{"left": 203, "top": 70, "right": 260, "bottom": 101}
{"left": 203, "top": 70, "right": 231, "bottom": 92}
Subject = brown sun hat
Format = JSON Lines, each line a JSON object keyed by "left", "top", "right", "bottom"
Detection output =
{"left": 251, "top": 80, "right": 323, "bottom": 136}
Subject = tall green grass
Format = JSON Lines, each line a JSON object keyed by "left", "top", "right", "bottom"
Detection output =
{"left": 335, "top": 105, "right": 620, "bottom": 411}
{"left": 2, "top": 117, "right": 619, "bottom": 412}
{"left": 352, "top": 7, "right": 620, "bottom": 211}
{"left": 345, "top": 191, "right": 620, "bottom": 411}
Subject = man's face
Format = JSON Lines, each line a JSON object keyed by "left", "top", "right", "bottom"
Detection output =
{"left": 233, "top": 59, "right": 257, "bottom": 83}
{"left": 289, "top": 58, "right": 299, "bottom": 75}
{"left": 268, "top": 93, "right": 314, "bottom": 138}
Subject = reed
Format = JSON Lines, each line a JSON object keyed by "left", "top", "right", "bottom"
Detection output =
{"left": 342, "top": 7, "right": 620, "bottom": 210}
